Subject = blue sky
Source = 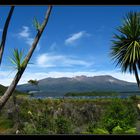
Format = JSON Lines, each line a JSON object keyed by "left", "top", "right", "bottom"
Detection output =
{"left": 0, "top": 6, "right": 140, "bottom": 85}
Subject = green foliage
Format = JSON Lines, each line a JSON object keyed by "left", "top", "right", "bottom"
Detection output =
{"left": 55, "top": 116, "right": 73, "bottom": 134}
{"left": 101, "top": 99, "right": 138, "bottom": 133}
{"left": 21, "top": 109, "right": 55, "bottom": 134}
{"left": 86, "top": 122, "right": 98, "bottom": 133}
{"left": 110, "top": 11, "right": 140, "bottom": 74}
{"left": 125, "top": 127, "right": 136, "bottom": 134}
{"left": 129, "top": 95, "right": 140, "bottom": 101}
{"left": 33, "top": 17, "right": 41, "bottom": 31}
{"left": 0, "top": 117, "right": 14, "bottom": 129}
{"left": 110, "top": 11, "right": 140, "bottom": 89}
{"left": 22, "top": 123, "right": 37, "bottom": 134}
{"left": 28, "top": 79, "right": 39, "bottom": 86}
{"left": 86, "top": 122, "right": 109, "bottom": 134}
{"left": 0, "top": 97, "right": 139, "bottom": 134}
{"left": 112, "top": 125, "right": 124, "bottom": 134}
{"left": 28, "top": 79, "right": 39, "bottom": 91}
{"left": 93, "top": 128, "right": 109, "bottom": 134}
{"left": 9, "top": 48, "right": 25, "bottom": 71}
{"left": 129, "top": 95, "right": 138, "bottom": 100}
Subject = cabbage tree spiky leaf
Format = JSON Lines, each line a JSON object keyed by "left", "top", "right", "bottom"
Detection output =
{"left": 9, "top": 49, "right": 25, "bottom": 71}
{"left": 110, "top": 12, "right": 140, "bottom": 87}
{"left": 33, "top": 17, "right": 41, "bottom": 31}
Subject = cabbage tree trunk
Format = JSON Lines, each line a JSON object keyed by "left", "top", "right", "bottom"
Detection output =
{"left": 134, "top": 64, "right": 140, "bottom": 88}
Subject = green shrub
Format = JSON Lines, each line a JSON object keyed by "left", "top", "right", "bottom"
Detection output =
{"left": 0, "top": 117, "right": 14, "bottom": 129}
{"left": 22, "top": 122, "right": 50, "bottom": 134}
{"left": 102, "top": 99, "right": 138, "bottom": 133}
{"left": 129, "top": 95, "right": 137, "bottom": 100}
{"left": 125, "top": 128, "right": 136, "bottom": 134}
{"left": 93, "top": 128, "right": 109, "bottom": 134}
{"left": 23, "top": 123, "right": 37, "bottom": 134}
{"left": 86, "top": 122, "right": 98, "bottom": 133}
{"left": 2, "top": 97, "right": 138, "bottom": 134}
{"left": 55, "top": 116, "right": 72, "bottom": 134}
{"left": 112, "top": 125, "right": 124, "bottom": 134}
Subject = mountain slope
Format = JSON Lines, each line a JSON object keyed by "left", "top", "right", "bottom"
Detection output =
{"left": 0, "top": 84, "right": 27, "bottom": 96}
{"left": 16, "top": 75, "right": 139, "bottom": 97}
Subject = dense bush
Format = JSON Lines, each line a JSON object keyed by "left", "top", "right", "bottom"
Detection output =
{"left": 125, "top": 128, "right": 136, "bottom": 134}
{"left": 112, "top": 126, "right": 136, "bottom": 134}
{"left": 0, "top": 97, "right": 139, "bottom": 134}
{"left": 22, "top": 123, "right": 37, "bottom": 134}
{"left": 101, "top": 99, "right": 138, "bottom": 133}
{"left": 55, "top": 116, "right": 72, "bottom": 134}
{"left": 112, "top": 125, "right": 124, "bottom": 134}
{"left": 21, "top": 109, "right": 56, "bottom": 134}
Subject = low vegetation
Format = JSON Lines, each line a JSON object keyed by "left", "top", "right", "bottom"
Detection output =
{"left": 0, "top": 95, "right": 139, "bottom": 134}
{"left": 65, "top": 91, "right": 119, "bottom": 97}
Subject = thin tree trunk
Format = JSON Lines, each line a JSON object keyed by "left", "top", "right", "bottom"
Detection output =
{"left": 134, "top": 64, "right": 140, "bottom": 87}
{"left": 0, "top": 71, "right": 23, "bottom": 110}
{"left": 23, "top": 6, "right": 52, "bottom": 65}
{"left": 0, "top": 6, "right": 14, "bottom": 65}
{"left": 0, "top": 6, "right": 52, "bottom": 110}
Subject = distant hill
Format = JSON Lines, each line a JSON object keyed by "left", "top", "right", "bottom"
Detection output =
{"left": 16, "top": 75, "right": 140, "bottom": 97}
{"left": 0, "top": 84, "right": 27, "bottom": 96}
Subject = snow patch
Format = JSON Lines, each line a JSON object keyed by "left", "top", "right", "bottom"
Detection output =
{"left": 108, "top": 79, "right": 115, "bottom": 83}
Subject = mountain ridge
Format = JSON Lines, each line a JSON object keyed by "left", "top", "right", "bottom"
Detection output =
{"left": 16, "top": 75, "right": 139, "bottom": 97}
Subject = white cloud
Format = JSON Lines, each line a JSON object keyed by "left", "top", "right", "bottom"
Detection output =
{"left": 37, "top": 53, "right": 48, "bottom": 65}
{"left": 36, "top": 53, "right": 93, "bottom": 68}
{"left": 19, "top": 26, "right": 30, "bottom": 38}
{"left": 0, "top": 69, "right": 16, "bottom": 86}
{"left": 26, "top": 38, "right": 33, "bottom": 46}
{"left": 90, "top": 70, "right": 137, "bottom": 83}
{"left": 0, "top": 69, "right": 137, "bottom": 86}
{"left": 18, "top": 26, "right": 40, "bottom": 51}
{"left": 65, "top": 31, "right": 89, "bottom": 45}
